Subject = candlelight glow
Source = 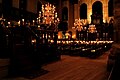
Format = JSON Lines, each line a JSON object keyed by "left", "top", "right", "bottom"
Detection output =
{"left": 72, "top": 34, "right": 76, "bottom": 39}
{"left": 38, "top": 3, "right": 59, "bottom": 25}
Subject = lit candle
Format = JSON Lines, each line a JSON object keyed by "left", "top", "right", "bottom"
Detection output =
{"left": 38, "top": 25, "right": 40, "bottom": 28}
{"left": 46, "top": 34, "right": 48, "bottom": 38}
{"left": 39, "top": 19, "right": 40, "bottom": 23}
{"left": 45, "top": 17, "right": 46, "bottom": 24}
{"left": 18, "top": 20, "right": 20, "bottom": 26}
{"left": 43, "top": 34, "right": 44, "bottom": 38}
{"left": 33, "top": 20, "right": 35, "bottom": 25}
{"left": 22, "top": 19, "right": 24, "bottom": 25}
{"left": 37, "top": 18, "right": 38, "bottom": 23}
{"left": 50, "top": 21, "right": 51, "bottom": 24}
{"left": 55, "top": 12, "right": 57, "bottom": 18}
{"left": 22, "top": 19, "right": 24, "bottom": 22}
{"left": 8, "top": 22, "right": 10, "bottom": 25}
{"left": 39, "top": 11, "right": 41, "bottom": 17}
{"left": 6, "top": 26, "right": 8, "bottom": 28}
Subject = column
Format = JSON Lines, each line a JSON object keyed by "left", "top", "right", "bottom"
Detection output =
{"left": 114, "top": 0, "right": 120, "bottom": 43}
{"left": 103, "top": 1, "right": 109, "bottom": 23}
{"left": 87, "top": 4, "right": 92, "bottom": 24}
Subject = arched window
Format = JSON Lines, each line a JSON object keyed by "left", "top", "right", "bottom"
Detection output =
{"left": 91, "top": 1, "right": 103, "bottom": 24}
{"left": 62, "top": 7, "right": 68, "bottom": 21}
{"left": 108, "top": 0, "right": 113, "bottom": 17}
{"left": 80, "top": 3, "right": 87, "bottom": 19}
{"left": 92, "top": 1, "right": 103, "bottom": 15}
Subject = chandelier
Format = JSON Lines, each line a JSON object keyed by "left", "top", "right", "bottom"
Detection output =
{"left": 73, "top": 18, "right": 83, "bottom": 31}
{"left": 88, "top": 24, "right": 97, "bottom": 33}
{"left": 37, "top": 3, "right": 60, "bottom": 25}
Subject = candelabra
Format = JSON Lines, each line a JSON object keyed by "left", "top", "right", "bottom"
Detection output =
{"left": 37, "top": 3, "right": 60, "bottom": 28}
{"left": 73, "top": 18, "right": 83, "bottom": 31}
{"left": 88, "top": 24, "right": 97, "bottom": 33}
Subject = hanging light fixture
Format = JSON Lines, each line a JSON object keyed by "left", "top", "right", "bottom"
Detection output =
{"left": 73, "top": 18, "right": 83, "bottom": 31}
{"left": 88, "top": 24, "right": 97, "bottom": 33}
{"left": 38, "top": 3, "right": 60, "bottom": 26}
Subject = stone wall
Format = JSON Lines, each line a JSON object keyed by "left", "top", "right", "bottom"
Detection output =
{"left": 78, "top": 0, "right": 109, "bottom": 24}
{"left": 12, "top": 0, "right": 19, "bottom": 8}
{"left": 114, "top": 0, "right": 120, "bottom": 43}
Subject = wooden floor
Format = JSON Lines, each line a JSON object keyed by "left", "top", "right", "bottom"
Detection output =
{"left": 3, "top": 51, "right": 110, "bottom": 80}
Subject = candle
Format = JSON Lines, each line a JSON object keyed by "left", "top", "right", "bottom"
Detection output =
{"left": 46, "top": 34, "right": 48, "bottom": 38}
{"left": 39, "top": 19, "right": 40, "bottom": 23}
{"left": 43, "top": 34, "right": 44, "bottom": 38}
{"left": 8, "top": 22, "right": 10, "bottom": 25}
{"left": 22, "top": 19, "right": 24, "bottom": 25}
{"left": 22, "top": 19, "right": 24, "bottom": 22}
{"left": 37, "top": 18, "right": 38, "bottom": 23}
{"left": 33, "top": 20, "right": 35, "bottom": 25}
{"left": 55, "top": 12, "right": 57, "bottom": 18}
{"left": 18, "top": 20, "right": 20, "bottom": 26}
{"left": 39, "top": 11, "right": 41, "bottom": 17}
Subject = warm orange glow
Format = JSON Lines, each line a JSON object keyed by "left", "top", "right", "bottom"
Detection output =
{"left": 88, "top": 25, "right": 97, "bottom": 33}
{"left": 73, "top": 18, "right": 83, "bottom": 31}
{"left": 50, "top": 40, "right": 54, "bottom": 43}
{"left": 58, "top": 36, "right": 61, "bottom": 39}
{"left": 57, "top": 41, "right": 61, "bottom": 44}
{"left": 18, "top": 20, "right": 20, "bottom": 26}
{"left": 72, "top": 34, "right": 76, "bottom": 39}
{"left": 87, "top": 11, "right": 92, "bottom": 24}
{"left": 40, "top": 3, "right": 59, "bottom": 25}
{"left": 32, "top": 39, "right": 36, "bottom": 43}
{"left": 58, "top": 31, "right": 62, "bottom": 39}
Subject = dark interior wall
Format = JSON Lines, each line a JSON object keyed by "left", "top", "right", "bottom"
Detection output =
{"left": 19, "top": 0, "right": 27, "bottom": 19}
{"left": 108, "top": 0, "right": 113, "bottom": 17}
{"left": 2, "top": 0, "right": 12, "bottom": 19}
{"left": 1, "top": 0, "right": 38, "bottom": 21}
{"left": 69, "top": 0, "right": 78, "bottom": 4}
{"left": 0, "top": 3, "right": 2, "bottom": 17}
{"left": 113, "top": 0, "right": 120, "bottom": 43}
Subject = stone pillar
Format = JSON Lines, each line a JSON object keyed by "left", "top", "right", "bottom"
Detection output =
{"left": 58, "top": 0, "right": 62, "bottom": 20}
{"left": 69, "top": 3, "right": 74, "bottom": 30}
{"left": 114, "top": 0, "right": 120, "bottom": 43}
{"left": 87, "top": 4, "right": 92, "bottom": 24}
{"left": 103, "top": 0, "right": 109, "bottom": 23}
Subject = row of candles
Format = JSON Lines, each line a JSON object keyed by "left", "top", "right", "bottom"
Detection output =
{"left": 32, "top": 39, "right": 113, "bottom": 46}
{"left": 57, "top": 40, "right": 114, "bottom": 44}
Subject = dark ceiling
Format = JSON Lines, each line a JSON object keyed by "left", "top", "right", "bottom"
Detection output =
{"left": 44, "top": 0, "right": 78, "bottom": 5}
